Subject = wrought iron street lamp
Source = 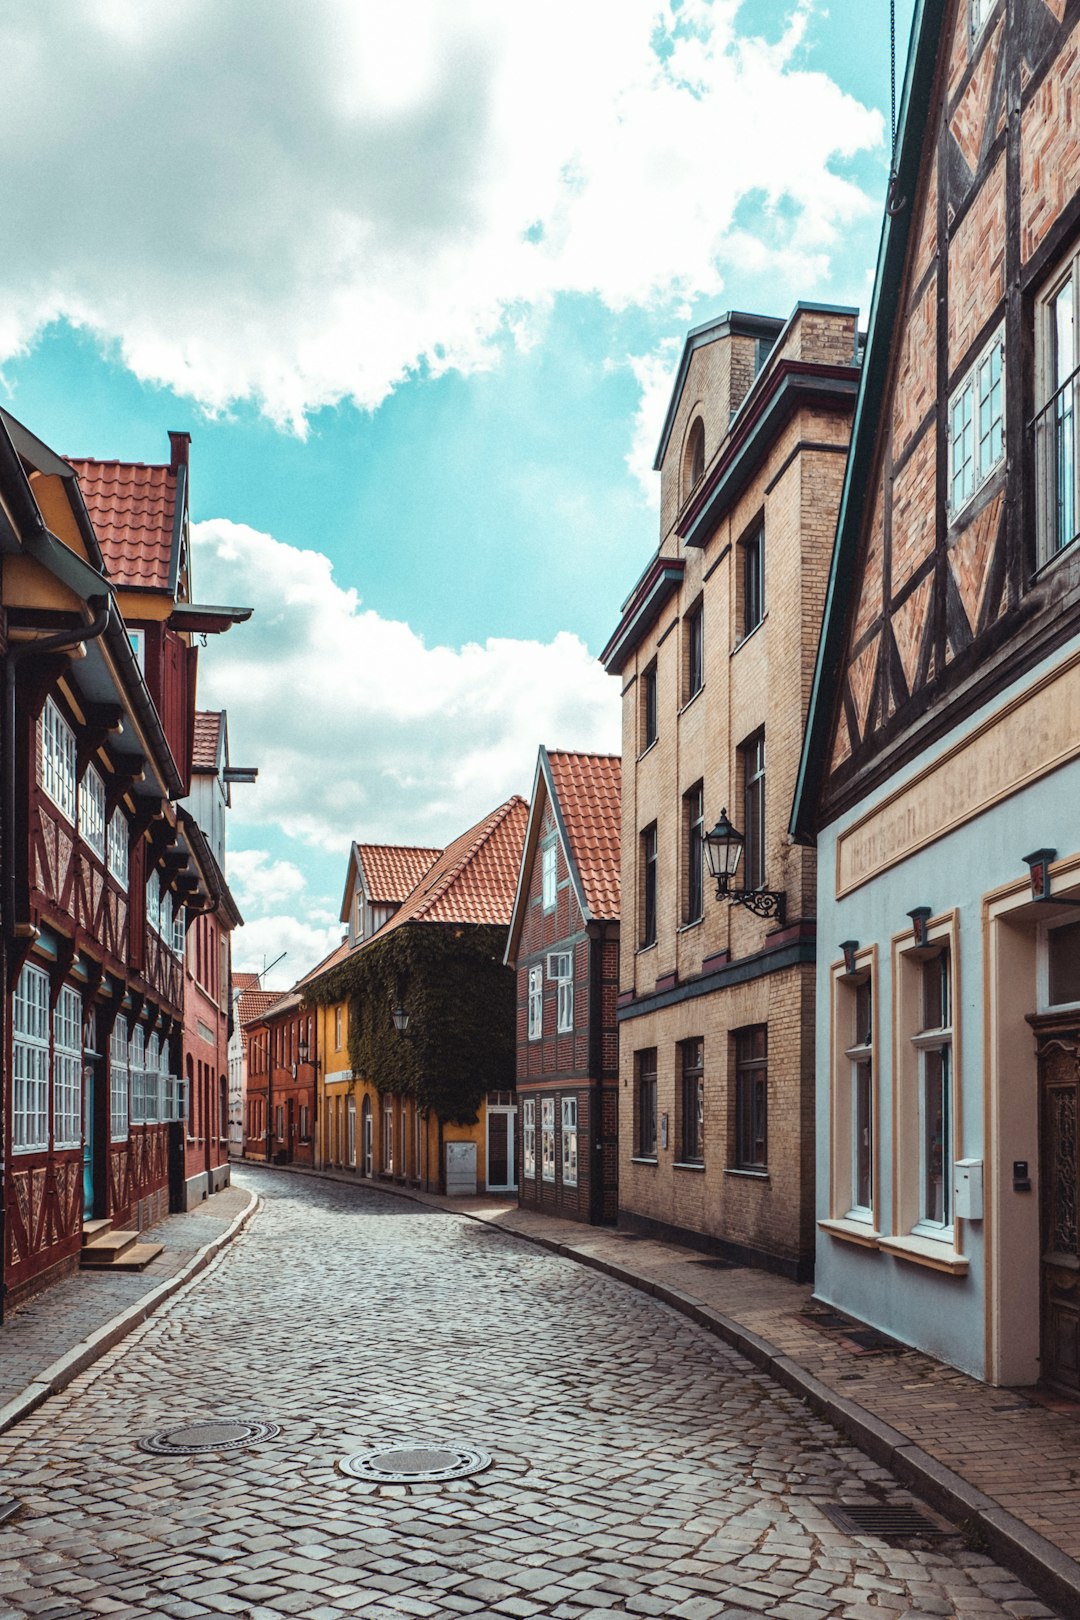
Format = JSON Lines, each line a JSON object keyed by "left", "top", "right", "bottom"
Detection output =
{"left": 703, "top": 808, "right": 785, "bottom": 924}
{"left": 391, "top": 1001, "right": 410, "bottom": 1036}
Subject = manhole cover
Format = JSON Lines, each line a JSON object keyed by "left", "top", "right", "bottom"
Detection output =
{"left": 338, "top": 1442, "right": 492, "bottom": 1483}
{"left": 822, "top": 1502, "right": 948, "bottom": 1539}
{"left": 138, "top": 1419, "right": 279, "bottom": 1456}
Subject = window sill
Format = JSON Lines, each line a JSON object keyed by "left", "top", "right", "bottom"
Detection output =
{"left": 732, "top": 612, "right": 768, "bottom": 656}
{"left": 819, "top": 1217, "right": 882, "bottom": 1250}
{"left": 637, "top": 738, "right": 659, "bottom": 762}
{"left": 725, "top": 1166, "right": 769, "bottom": 1180}
{"left": 1031, "top": 530, "right": 1080, "bottom": 584}
{"left": 679, "top": 685, "right": 705, "bottom": 717}
{"left": 630, "top": 1155, "right": 658, "bottom": 1166}
{"left": 636, "top": 941, "right": 657, "bottom": 956}
{"left": 677, "top": 917, "right": 704, "bottom": 935}
{"left": 878, "top": 1233, "right": 969, "bottom": 1275}
{"left": 673, "top": 1160, "right": 705, "bottom": 1172}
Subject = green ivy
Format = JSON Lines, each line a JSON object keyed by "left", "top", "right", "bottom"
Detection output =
{"left": 303, "top": 923, "right": 514, "bottom": 1124}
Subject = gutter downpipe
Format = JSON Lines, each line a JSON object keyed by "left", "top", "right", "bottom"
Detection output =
{"left": 1, "top": 595, "right": 112, "bottom": 1322}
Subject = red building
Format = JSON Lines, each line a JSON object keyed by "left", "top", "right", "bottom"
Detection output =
{"left": 505, "top": 750, "right": 621, "bottom": 1224}
{"left": 243, "top": 987, "right": 318, "bottom": 1166}
{"left": 0, "top": 414, "right": 246, "bottom": 1308}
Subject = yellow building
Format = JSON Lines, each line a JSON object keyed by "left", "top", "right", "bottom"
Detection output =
{"left": 303, "top": 804, "right": 526, "bottom": 1195}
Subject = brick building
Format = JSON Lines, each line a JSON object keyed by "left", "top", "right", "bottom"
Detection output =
{"left": 243, "top": 987, "right": 317, "bottom": 1167}
{"left": 793, "top": 0, "right": 1080, "bottom": 1388}
{"left": 602, "top": 305, "right": 859, "bottom": 1279}
{"left": 505, "top": 749, "right": 621, "bottom": 1225}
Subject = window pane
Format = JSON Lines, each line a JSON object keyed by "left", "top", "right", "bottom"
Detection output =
{"left": 855, "top": 1058, "right": 873, "bottom": 1211}
{"left": 1049, "top": 920, "right": 1080, "bottom": 1005}
{"left": 922, "top": 1046, "right": 950, "bottom": 1225}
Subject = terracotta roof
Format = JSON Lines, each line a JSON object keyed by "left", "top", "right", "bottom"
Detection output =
{"left": 358, "top": 844, "right": 442, "bottom": 905}
{"left": 68, "top": 458, "right": 177, "bottom": 591}
{"left": 238, "top": 988, "right": 280, "bottom": 1028}
{"left": 369, "top": 796, "right": 528, "bottom": 938}
{"left": 546, "top": 751, "right": 621, "bottom": 920}
{"left": 233, "top": 972, "right": 261, "bottom": 992}
{"left": 193, "top": 711, "right": 222, "bottom": 772}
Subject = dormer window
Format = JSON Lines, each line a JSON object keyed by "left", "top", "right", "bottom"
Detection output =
{"left": 684, "top": 417, "right": 705, "bottom": 498}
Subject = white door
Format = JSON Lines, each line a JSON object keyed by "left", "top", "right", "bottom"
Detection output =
{"left": 362, "top": 1099, "right": 373, "bottom": 1177}
{"left": 347, "top": 1095, "right": 357, "bottom": 1167}
{"left": 486, "top": 1107, "right": 517, "bottom": 1191}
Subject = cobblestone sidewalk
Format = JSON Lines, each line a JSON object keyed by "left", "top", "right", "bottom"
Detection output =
{"left": 0, "top": 1182, "right": 254, "bottom": 1413}
{"left": 267, "top": 1163, "right": 1080, "bottom": 1616}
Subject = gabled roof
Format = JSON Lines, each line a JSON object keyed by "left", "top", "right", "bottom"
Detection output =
{"left": 367, "top": 796, "right": 528, "bottom": 939}
{"left": 193, "top": 711, "right": 223, "bottom": 772}
{"left": 505, "top": 750, "right": 621, "bottom": 966}
{"left": 233, "top": 971, "right": 262, "bottom": 992}
{"left": 790, "top": 0, "right": 945, "bottom": 842}
{"left": 238, "top": 987, "right": 280, "bottom": 1028}
{"left": 338, "top": 841, "right": 443, "bottom": 923}
{"left": 68, "top": 432, "right": 188, "bottom": 595}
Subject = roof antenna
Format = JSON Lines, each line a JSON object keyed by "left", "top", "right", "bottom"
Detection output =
{"left": 886, "top": 0, "right": 907, "bottom": 216}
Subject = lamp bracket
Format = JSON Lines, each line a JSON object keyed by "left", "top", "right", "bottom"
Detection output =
{"left": 715, "top": 881, "right": 785, "bottom": 925}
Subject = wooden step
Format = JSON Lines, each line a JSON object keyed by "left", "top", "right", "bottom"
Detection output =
{"left": 79, "top": 1229, "right": 139, "bottom": 1264}
{"left": 80, "top": 1241, "right": 164, "bottom": 1273}
{"left": 81, "top": 1219, "right": 112, "bottom": 1246}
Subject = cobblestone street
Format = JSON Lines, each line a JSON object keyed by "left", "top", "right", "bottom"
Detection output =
{"left": 0, "top": 1169, "right": 1058, "bottom": 1620}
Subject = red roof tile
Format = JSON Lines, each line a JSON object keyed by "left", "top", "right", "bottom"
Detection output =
{"left": 238, "top": 988, "right": 280, "bottom": 1028}
{"left": 68, "top": 458, "right": 177, "bottom": 591}
{"left": 358, "top": 844, "right": 441, "bottom": 906}
{"left": 370, "top": 797, "right": 528, "bottom": 938}
{"left": 193, "top": 711, "right": 223, "bottom": 772}
{"left": 546, "top": 752, "right": 621, "bottom": 921}
{"left": 233, "top": 971, "right": 262, "bottom": 992}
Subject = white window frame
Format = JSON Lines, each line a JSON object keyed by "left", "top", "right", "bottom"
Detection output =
{"left": 522, "top": 1099, "right": 536, "bottom": 1177}
{"left": 541, "top": 839, "right": 557, "bottom": 911}
{"left": 949, "top": 328, "right": 1004, "bottom": 515}
{"left": 41, "top": 697, "right": 76, "bottom": 822}
{"left": 561, "top": 1096, "right": 578, "bottom": 1187}
{"left": 1035, "top": 250, "right": 1080, "bottom": 568}
{"left": 146, "top": 1033, "right": 161, "bottom": 1125}
{"left": 541, "top": 1097, "right": 555, "bottom": 1182}
{"left": 172, "top": 905, "right": 186, "bottom": 958}
{"left": 110, "top": 1018, "right": 129, "bottom": 1140}
{"left": 970, "top": 0, "right": 993, "bottom": 38}
{"left": 160, "top": 888, "right": 173, "bottom": 949}
{"left": 548, "top": 951, "right": 573, "bottom": 1033}
{"left": 383, "top": 1102, "right": 394, "bottom": 1174}
{"left": 79, "top": 763, "right": 107, "bottom": 859}
{"left": 107, "top": 806, "right": 129, "bottom": 888}
{"left": 13, "top": 963, "right": 50, "bottom": 1153}
{"left": 53, "top": 984, "right": 83, "bottom": 1149}
{"left": 130, "top": 1024, "right": 146, "bottom": 1125}
{"left": 146, "top": 868, "right": 160, "bottom": 934}
{"left": 527, "top": 965, "right": 543, "bottom": 1041}
{"left": 911, "top": 949, "right": 954, "bottom": 1241}
{"left": 843, "top": 975, "right": 875, "bottom": 1223}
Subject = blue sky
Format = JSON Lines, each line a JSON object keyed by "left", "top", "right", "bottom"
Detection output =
{"left": 0, "top": 0, "right": 915, "bottom": 984}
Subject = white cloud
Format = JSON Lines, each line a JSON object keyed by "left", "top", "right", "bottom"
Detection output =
{"left": 232, "top": 914, "right": 343, "bottom": 992}
{"left": 0, "top": 0, "right": 883, "bottom": 427}
{"left": 227, "top": 849, "right": 308, "bottom": 913}
{"left": 192, "top": 517, "right": 622, "bottom": 853}
{"left": 625, "top": 339, "right": 683, "bottom": 506}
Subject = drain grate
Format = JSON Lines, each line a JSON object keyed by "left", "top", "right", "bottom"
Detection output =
{"left": 139, "top": 1419, "right": 279, "bottom": 1456}
{"left": 338, "top": 1442, "right": 492, "bottom": 1483}
{"left": 822, "top": 1502, "right": 949, "bottom": 1540}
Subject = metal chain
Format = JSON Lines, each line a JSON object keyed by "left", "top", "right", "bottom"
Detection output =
{"left": 886, "top": 0, "right": 907, "bottom": 215}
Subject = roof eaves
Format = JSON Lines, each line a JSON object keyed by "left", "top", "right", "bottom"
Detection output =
{"left": 168, "top": 460, "right": 187, "bottom": 599}
{"left": 600, "top": 557, "right": 686, "bottom": 675}
{"left": 790, "top": 0, "right": 946, "bottom": 843}
{"left": 504, "top": 751, "right": 550, "bottom": 967}
{"left": 541, "top": 750, "right": 592, "bottom": 925}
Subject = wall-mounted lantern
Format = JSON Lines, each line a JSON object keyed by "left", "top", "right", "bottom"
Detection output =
{"left": 907, "top": 906, "right": 932, "bottom": 947}
{"left": 703, "top": 808, "right": 785, "bottom": 924}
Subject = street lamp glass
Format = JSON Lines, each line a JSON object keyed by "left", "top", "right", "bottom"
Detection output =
{"left": 391, "top": 1004, "right": 410, "bottom": 1035}
{"left": 704, "top": 809, "right": 744, "bottom": 887}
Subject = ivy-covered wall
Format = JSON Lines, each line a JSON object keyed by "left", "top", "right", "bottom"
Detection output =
{"left": 304, "top": 922, "right": 514, "bottom": 1124}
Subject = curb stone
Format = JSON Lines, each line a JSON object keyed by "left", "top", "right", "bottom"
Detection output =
{"left": 0, "top": 1188, "right": 260, "bottom": 1438}
{"left": 247, "top": 1161, "right": 1080, "bottom": 1618}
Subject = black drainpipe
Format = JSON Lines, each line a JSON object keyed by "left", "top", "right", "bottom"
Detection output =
{"left": 1, "top": 596, "right": 112, "bottom": 1322}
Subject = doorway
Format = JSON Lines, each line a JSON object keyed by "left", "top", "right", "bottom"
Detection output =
{"left": 486, "top": 1105, "right": 516, "bottom": 1192}
{"left": 361, "top": 1097, "right": 373, "bottom": 1177}
{"left": 347, "top": 1095, "right": 357, "bottom": 1168}
{"left": 1038, "top": 1026, "right": 1080, "bottom": 1395}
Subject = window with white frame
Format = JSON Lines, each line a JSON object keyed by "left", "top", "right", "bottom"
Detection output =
{"left": 130, "top": 1023, "right": 146, "bottom": 1124}
{"left": 146, "top": 1033, "right": 161, "bottom": 1124}
{"left": 13, "top": 963, "right": 50, "bottom": 1152}
{"left": 522, "top": 1099, "right": 536, "bottom": 1177}
{"left": 541, "top": 1097, "right": 555, "bottom": 1181}
{"left": 541, "top": 839, "right": 557, "bottom": 910}
{"left": 53, "top": 984, "right": 83, "bottom": 1149}
{"left": 548, "top": 951, "right": 573, "bottom": 1033}
{"left": 382, "top": 1102, "right": 394, "bottom": 1173}
{"left": 172, "top": 905, "right": 185, "bottom": 958}
{"left": 107, "top": 806, "right": 129, "bottom": 887}
{"left": 561, "top": 1096, "right": 578, "bottom": 1186}
{"left": 527, "top": 965, "right": 543, "bottom": 1041}
{"left": 110, "top": 1018, "right": 129, "bottom": 1139}
{"left": 79, "top": 764, "right": 107, "bottom": 859}
{"left": 41, "top": 698, "right": 76, "bottom": 822}
{"left": 1036, "top": 250, "right": 1080, "bottom": 566}
{"left": 146, "top": 868, "right": 160, "bottom": 934}
{"left": 913, "top": 948, "right": 953, "bottom": 1235}
{"left": 949, "top": 329, "right": 1004, "bottom": 513}
{"left": 841, "top": 971, "right": 875, "bottom": 1220}
{"left": 970, "top": 0, "right": 992, "bottom": 37}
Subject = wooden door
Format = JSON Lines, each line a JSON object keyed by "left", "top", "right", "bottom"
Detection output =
{"left": 1038, "top": 1032, "right": 1080, "bottom": 1395}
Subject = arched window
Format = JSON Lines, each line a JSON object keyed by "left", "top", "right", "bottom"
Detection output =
{"left": 685, "top": 416, "right": 705, "bottom": 496}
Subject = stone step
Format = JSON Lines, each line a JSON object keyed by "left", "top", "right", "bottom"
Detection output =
{"left": 79, "top": 1229, "right": 139, "bottom": 1263}
{"left": 81, "top": 1218, "right": 112, "bottom": 1247}
{"left": 80, "top": 1241, "right": 164, "bottom": 1272}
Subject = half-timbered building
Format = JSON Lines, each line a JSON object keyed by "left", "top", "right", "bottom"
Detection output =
{"left": 505, "top": 749, "right": 620, "bottom": 1225}
{"left": 792, "top": 0, "right": 1080, "bottom": 1387}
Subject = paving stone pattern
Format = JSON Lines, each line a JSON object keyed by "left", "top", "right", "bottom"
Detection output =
{"left": 0, "top": 1169, "right": 1058, "bottom": 1620}
{"left": 0, "top": 1187, "right": 251, "bottom": 1408}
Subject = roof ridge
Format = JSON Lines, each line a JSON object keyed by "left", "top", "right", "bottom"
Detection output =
{"left": 415, "top": 796, "right": 523, "bottom": 911}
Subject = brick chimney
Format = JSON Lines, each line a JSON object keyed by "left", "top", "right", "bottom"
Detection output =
{"left": 168, "top": 431, "right": 191, "bottom": 472}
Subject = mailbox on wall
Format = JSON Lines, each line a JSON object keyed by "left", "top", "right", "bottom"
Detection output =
{"left": 954, "top": 1159, "right": 984, "bottom": 1221}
